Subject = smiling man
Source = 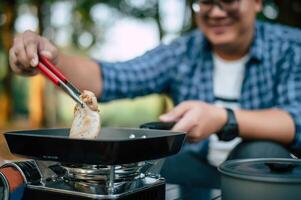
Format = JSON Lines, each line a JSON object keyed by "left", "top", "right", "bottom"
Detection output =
{"left": 197, "top": 0, "right": 259, "bottom": 59}
{"left": 9, "top": 0, "right": 301, "bottom": 199}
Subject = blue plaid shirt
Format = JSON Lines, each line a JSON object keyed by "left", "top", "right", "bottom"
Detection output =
{"left": 99, "top": 21, "right": 301, "bottom": 151}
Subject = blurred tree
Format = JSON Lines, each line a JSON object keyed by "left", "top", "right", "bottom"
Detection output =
{"left": 27, "top": 0, "right": 57, "bottom": 128}
{"left": 275, "top": 0, "right": 301, "bottom": 27}
{"left": 70, "top": 0, "right": 163, "bottom": 49}
{"left": 1, "top": 0, "right": 299, "bottom": 129}
{"left": 70, "top": 0, "right": 198, "bottom": 47}
{"left": 0, "top": 0, "right": 17, "bottom": 127}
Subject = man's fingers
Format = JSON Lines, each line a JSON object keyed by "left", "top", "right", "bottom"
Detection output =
{"left": 23, "top": 31, "right": 41, "bottom": 67}
{"left": 187, "top": 126, "right": 204, "bottom": 142}
{"left": 172, "top": 111, "right": 196, "bottom": 132}
{"left": 25, "top": 34, "right": 58, "bottom": 65}
{"left": 25, "top": 44, "right": 38, "bottom": 67}
{"left": 14, "top": 37, "right": 31, "bottom": 69}
{"left": 10, "top": 48, "right": 38, "bottom": 76}
{"left": 40, "top": 50, "right": 53, "bottom": 59}
{"left": 160, "top": 102, "right": 191, "bottom": 122}
{"left": 23, "top": 37, "right": 39, "bottom": 66}
{"left": 9, "top": 30, "right": 57, "bottom": 76}
{"left": 9, "top": 48, "right": 22, "bottom": 74}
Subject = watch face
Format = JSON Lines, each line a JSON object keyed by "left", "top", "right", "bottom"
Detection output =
{"left": 0, "top": 173, "right": 9, "bottom": 200}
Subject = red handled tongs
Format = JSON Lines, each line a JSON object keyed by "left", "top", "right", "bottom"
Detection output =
{"left": 37, "top": 55, "right": 84, "bottom": 107}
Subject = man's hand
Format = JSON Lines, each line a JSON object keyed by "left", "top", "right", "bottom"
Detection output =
{"left": 160, "top": 101, "right": 227, "bottom": 142}
{"left": 9, "top": 30, "right": 59, "bottom": 76}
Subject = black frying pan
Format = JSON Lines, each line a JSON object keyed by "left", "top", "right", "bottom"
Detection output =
{"left": 4, "top": 122, "right": 185, "bottom": 165}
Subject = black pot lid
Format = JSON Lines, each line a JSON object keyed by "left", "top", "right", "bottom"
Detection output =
{"left": 218, "top": 158, "right": 301, "bottom": 183}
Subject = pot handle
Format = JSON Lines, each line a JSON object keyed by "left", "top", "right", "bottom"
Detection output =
{"left": 265, "top": 162, "right": 297, "bottom": 173}
{"left": 139, "top": 122, "right": 176, "bottom": 130}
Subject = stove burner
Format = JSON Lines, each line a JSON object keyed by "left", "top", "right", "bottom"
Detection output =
{"left": 62, "top": 162, "right": 147, "bottom": 184}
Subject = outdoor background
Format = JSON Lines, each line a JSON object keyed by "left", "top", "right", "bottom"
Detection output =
{"left": 0, "top": 0, "right": 300, "bottom": 133}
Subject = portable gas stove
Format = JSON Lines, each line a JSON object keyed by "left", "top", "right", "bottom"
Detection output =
{"left": 2, "top": 160, "right": 165, "bottom": 200}
{"left": 3, "top": 126, "right": 185, "bottom": 200}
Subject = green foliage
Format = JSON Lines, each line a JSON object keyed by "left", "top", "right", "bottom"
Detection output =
{"left": 11, "top": 76, "right": 29, "bottom": 114}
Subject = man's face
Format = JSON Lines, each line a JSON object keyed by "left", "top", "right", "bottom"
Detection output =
{"left": 196, "top": 0, "right": 262, "bottom": 47}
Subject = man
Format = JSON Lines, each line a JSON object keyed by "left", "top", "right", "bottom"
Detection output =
{"left": 9, "top": 0, "right": 301, "bottom": 199}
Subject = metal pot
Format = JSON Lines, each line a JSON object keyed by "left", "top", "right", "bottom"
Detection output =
{"left": 218, "top": 158, "right": 301, "bottom": 200}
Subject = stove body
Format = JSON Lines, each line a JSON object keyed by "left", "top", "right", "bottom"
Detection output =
{"left": 6, "top": 160, "right": 166, "bottom": 200}
{"left": 23, "top": 178, "right": 165, "bottom": 200}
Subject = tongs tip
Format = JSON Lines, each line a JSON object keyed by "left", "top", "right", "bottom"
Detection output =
{"left": 74, "top": 96, "right": 85, "bottom": 108}
{"left": 79, "top": 102, "right": 85, "bottom": 108}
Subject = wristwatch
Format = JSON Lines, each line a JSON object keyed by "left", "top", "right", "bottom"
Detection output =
{"left": 216, "top": 108, "right": 239, "bottom": 141}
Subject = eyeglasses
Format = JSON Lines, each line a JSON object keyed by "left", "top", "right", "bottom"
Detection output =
{"left": 194, "top": 0, "right": 240, "bottom": 15}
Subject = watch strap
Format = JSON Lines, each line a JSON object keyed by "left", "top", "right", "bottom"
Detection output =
{"left": 216, "top": 108, "right": 239, "bottom": 141}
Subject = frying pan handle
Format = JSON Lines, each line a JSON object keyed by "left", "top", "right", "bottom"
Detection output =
{"left": 139, "top": 122, "right": 176, "bottom": 130}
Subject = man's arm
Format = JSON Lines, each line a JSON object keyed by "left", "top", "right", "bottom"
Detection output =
{"left": 9, "top": 30, "right": 103, "bottom": 97}
{"left": 160, "top": 101, "right": 295, "bottom": 145}
{"left": 236, "top": 109, "right": 295, "bottom": 145}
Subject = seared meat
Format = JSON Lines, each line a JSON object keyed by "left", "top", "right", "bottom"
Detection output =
{"left": 69, "top": 90, "right": 101, "bottom": 139}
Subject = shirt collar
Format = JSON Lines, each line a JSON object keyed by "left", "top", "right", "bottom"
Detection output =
{"left": 248, "top": 22, "right": 264, "bottom": 62}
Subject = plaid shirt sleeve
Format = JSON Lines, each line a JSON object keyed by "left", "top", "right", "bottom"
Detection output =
{"left": 275, "top": 41, "right": 301, "bottom": 150}
{"left": 97, "top": 39, "right": 187, "bottom": 102}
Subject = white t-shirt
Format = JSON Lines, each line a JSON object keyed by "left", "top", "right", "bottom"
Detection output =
{"left": 207, "top": 53, "right": 249, "bottom": 167}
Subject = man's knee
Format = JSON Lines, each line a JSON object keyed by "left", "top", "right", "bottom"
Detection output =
{"left": 227, "top": 140, "right": 292, "bottom": 160}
